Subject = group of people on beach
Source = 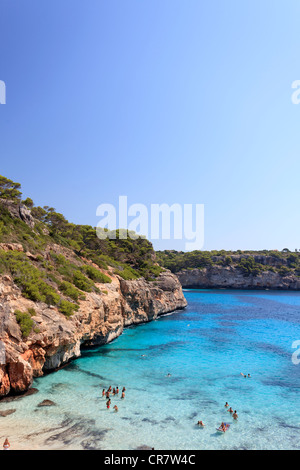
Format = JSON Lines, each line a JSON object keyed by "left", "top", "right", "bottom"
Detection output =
{"left": 102, "top": 385, "right": 126, "bottom": 412}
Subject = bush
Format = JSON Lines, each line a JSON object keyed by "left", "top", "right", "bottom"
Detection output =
{"left": 59, "top": 281, "right": 85, "bottom": 301}
{"left": 58, "top": 299, "right": 79, "bottom": 317}
{"left": 72, "top": 270, "right": 94, "bottom": 292}
{"left": 82, "top": 265, "right": 112, "bottom": 284}
{"left": 114, "top": 266, "right": 140, "bottom": 280}
{"left": 14, "top": 310, "right": 34, "bottom": 338}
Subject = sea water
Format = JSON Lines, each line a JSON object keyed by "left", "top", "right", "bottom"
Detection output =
{"left": 1, "top": 289, "right": 300, "bottom": 450}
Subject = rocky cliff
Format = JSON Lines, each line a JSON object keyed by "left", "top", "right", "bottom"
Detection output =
{"left": 0, "top": 269, "right": 186, "bottom": 397}
{"left": 176, "top": 265, "right": 300, "bottom": 290}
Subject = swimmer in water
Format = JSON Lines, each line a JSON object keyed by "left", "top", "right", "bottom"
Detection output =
{"left": 122, "top": 387, "right": 126, "bottom": 393}
{"left": 121, "top": 391, "right": 125, "bottom": 399}
{"left": 113, "top": 405, "right": 118, "bottom": 412}
{"left": 225, "top": 402, "right": 229, "bottom": 408}
{"left": 116, "top": 387, "right": 119, "bottom": 394}
{"left": 227, "top": 407, "right": 233, "bottom": 414}
{"left": 112, "top": 388, "right": 116, "bottom": 396}
{"left": 248, "top": 374, "right": 251, "bottom": 378}
{"left": 197, "top": 421, "right": 205, "bottom": 427}
{"left": 102, "top": 389, "right": 105, "bottom": 397}
{"left": 233, "top": 410, "right": 238, "bottom": 420}
{"left": 166, "top": 373, "right": 171, "bottom": 377}
{"left": 106, "top": 399, "right": 111, "bottom": 409}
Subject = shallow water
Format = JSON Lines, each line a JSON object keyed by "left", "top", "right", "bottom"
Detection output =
{"left": 1, "top": 289, "right": 300, "bottom": 450}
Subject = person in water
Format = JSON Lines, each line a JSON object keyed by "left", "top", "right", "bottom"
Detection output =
{"left": 116, "top": 387, "right": 119, "bottom": 394}
{"left": 233, "top": 411, "right": 238, "bottom": 420}
{"left": 197, "top": 421, "right": 205, "bottom": 427}
{"left": 112, "top": 388, "right": 116, "bottom": 396}
{"left": 106, "top": 390, "right": 110, "bottom": 399}
{"left": 113, "top": 405, "right": 118, "bottom": 412}
{"left": 220, "top": 422, "right": 230, "bottom": 432}
{"left": 225, "top": 402, "right": 229, "bottom": 408}
{"left": 3, "top": 438, "right": 10, "bottom": 450}
{"left": 122, "top": 387, "right": 126, "bottom": 392}
{"left": 121, "top": 391, "right": 125, "bottom": 399}
{"left": 108, "top": 386, "right": 112, "bottom": 392}
{"left": 106, "top": 399, "right": 111, "bottom": 409}
{"left": 227, "top": 407, "right": 233, "bottom": 413}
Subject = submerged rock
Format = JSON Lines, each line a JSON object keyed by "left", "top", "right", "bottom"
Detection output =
{"left": 0, "top": 409, "right": 16, "bottom": 417}
{"left": 37, "top": 399, "right": 56, "bottom": 407}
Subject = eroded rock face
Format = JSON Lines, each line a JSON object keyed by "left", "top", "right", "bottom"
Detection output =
{"left": 176, "top": 266, "right": 300, "bottom": 290}
{"left": 0, "top": 271, "right": 187, "bottom": 397}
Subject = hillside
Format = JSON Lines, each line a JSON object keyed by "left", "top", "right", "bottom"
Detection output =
{"left": 157, "top": 250, "right": 300, "bottom": 290}
{"left": 0, "top": 176, "right": 187, "bottom": 397}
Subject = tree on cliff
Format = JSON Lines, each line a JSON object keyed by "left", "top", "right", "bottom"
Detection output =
{"left": 0, "top": 175, "right": 22, "bottom": 202}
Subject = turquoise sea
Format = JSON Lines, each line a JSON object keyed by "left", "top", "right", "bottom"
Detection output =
{"left": 1, "top": 289, "right": 300, "bottom": 450}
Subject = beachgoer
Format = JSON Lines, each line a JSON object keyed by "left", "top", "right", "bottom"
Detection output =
{"left": 106, "top": 399, "right": 111, "bottom": 409}
{"left": 122, "top": 387, "right": 126, "bottom": 392}
{"left": 233, "top": 411, "right": 238, "bottom": 420}
{"left": 116, "top": 387, "right": 119, "bottom": 394}
{"left": 227, "top": 407, "right": 233, "bottom": 413}
{"left": 197, "top": 421, "right": 205, "bottom": 427}
{"left": 3, "top": 438, "right": 10, "bottom": 450}
{"left": 225, "top": 402, "right": 229, "bottom": 408}
{"left": 112, "top": 388, "right": 116, "bottom": 395}
{"left": 102, "top": 389, "right": 105, "bottom": 397}
{"left": 121, "top": 391, "right": 125, "bottom": 399}
{"left": 113, "top": 405, "right": 118, "bottom": 412}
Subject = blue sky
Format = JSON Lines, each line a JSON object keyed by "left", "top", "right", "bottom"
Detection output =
{"left": 0, "top": 0, "right": 300, "bottom": 251}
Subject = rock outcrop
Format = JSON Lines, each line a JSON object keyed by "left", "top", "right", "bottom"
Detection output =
{"left": 176, "top": 265, "right": 300, "bottom": 290}
{"left": 0, "top": 271, "right": 187, "bottom": 397}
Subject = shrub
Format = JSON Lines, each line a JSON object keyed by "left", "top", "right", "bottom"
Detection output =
{"left": 59, "top": 281, "right": 85, "bottom": 301}
{"left": 72, "top": 270, "right": 94, "bottom": 292}
{"left": 58, "top": 299, "right": 79, "bottom": 317}
{"left": 82, "top": 265, "right": 112, "bottom": 283}
{"left": 114, "top": 267, "right": 140, "bottom": 280}
{"left": 14, "top": 310, "right": 34, "bottom": 338}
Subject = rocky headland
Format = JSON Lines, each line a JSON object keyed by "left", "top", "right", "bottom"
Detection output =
{"left": 0, "top": 257, "right": 186, "bottom": 398}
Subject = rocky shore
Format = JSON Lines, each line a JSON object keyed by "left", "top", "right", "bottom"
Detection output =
{"left": 0, "top": 270, "right": 187, "bottom": 398}
{"left": 176, "top": 265, "right": 300, "bottom": 290}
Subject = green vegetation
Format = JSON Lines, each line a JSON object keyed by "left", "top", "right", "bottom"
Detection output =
{"left": 0, "top": 176, "right": 22, "bottom": 202}
{"left": 14, "top": 309, "right": 35, "bottom": 338}
{"left": 82, "top": 265, "right": 112, "bottom": 284}
{"left": 157, "top": 249, "right": 300, "bottom": 278}
{"left": 0, "top": 175, "right": 165, "bottom": 321}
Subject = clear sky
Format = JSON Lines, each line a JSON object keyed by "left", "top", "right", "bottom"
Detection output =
{"left": 0, "top": 0, "right": 300, "bottom": 251}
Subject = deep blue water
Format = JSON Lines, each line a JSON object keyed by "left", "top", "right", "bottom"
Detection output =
{"left": 1, "top": 289, "right": 300, "bottom": 449}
